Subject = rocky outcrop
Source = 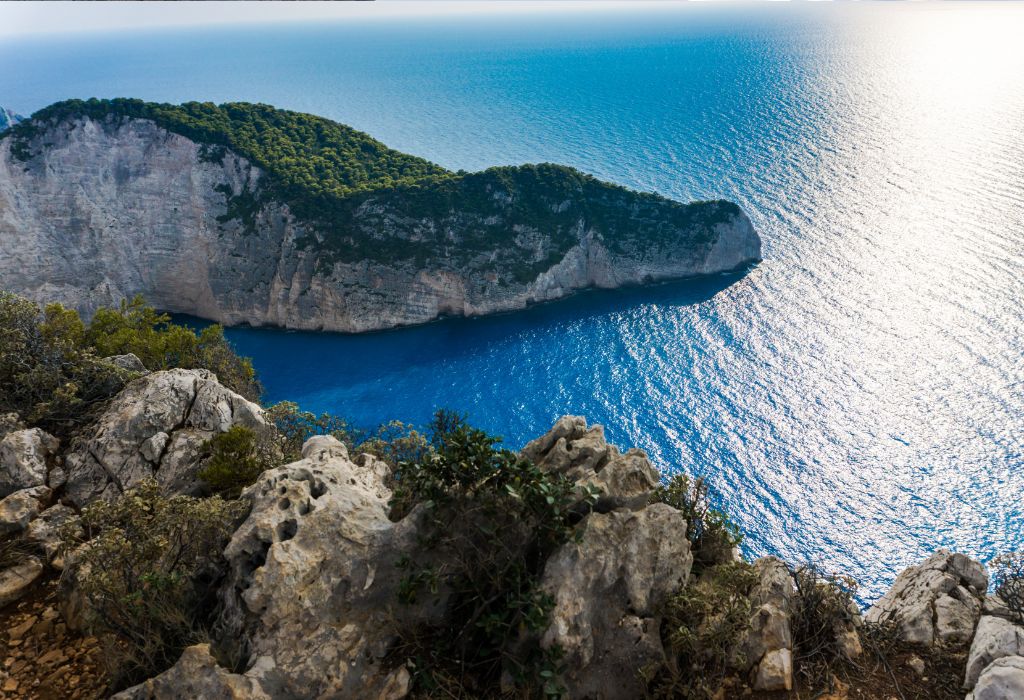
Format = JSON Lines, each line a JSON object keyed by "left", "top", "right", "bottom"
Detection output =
{"left": 62, "top": 368, "right": 266, "bottom": 507}
{"left": 0, "top": 428, "right": 59, "bottom": 497}
{"left": 522, "top": 415, "right": 660, "bottom": 511}
{"left": 208, "top": 436, "right": 429, "bottom": 698}
{"left": 0, "top": 107, "right": 22, "bottom": 133}
{"left": 111, "top": 645, "right": 271, "bottom": 700}
{"left": 0, "top": 556, "right": 43, "bottom": 607}
{"left": 0, "top": 485, "right": 51, "bottom": 536}
{"left": 865, "top": 549, "right": 987, "bottom": 645}
{"left": 965, "top": 614, "right": 1024, "bottom": 690}
{"left": 732, "top": 557, "right": 798, "bottom": 691}
{"left": 539, "top": 504, "right": 692, "bottom": 699}
{"left": 0, "top": 110, "right": 760, "bottom": 333}
{"left": 967, "top": 655, "right": 1024, "bottom": 700}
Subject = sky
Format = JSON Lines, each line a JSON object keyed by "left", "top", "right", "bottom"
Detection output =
{"left": 0, "top": 1, "right": 711, "bottom": 38}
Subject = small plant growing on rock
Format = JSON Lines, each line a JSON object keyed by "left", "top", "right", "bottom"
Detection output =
{"left": 389, "top": 411, "right": 587, "bottom": 697}
{"left": 59, "top": 480, "right": 247, "bottom": 690}
{"left": 652, "top": 473, "right": 742, "bottom": 575}
{"left": 791, "top": 564, "right": 861, "bottom": 689}
{"left": 992, "top": 552, "right": 1024, "bottom": 623}
{"left": 649, "top": 561, "right": 759, "bottom": 699}
{"left": 199, "top": 424, "right": 282, "bottom": 498}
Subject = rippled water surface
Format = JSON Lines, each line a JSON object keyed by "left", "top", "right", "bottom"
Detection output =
{"left": 4, "top": 3, "right": 1024, "bottom": 599}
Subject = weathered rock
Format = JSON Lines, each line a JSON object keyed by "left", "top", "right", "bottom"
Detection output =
{"left": 538, "top": 503, "right": 692, "bottom": 699}
{"left": 0, "top": 112, "right": 761, "bottom": 333}
{"left": 63, "top": 368, "right": 266, "bottom": 507}
{"left": 967, "top": 655, "right": 1024, "bottom": 700}
{"left": 523, "top": 416, "right": 659, "bottom": 510}
{"left": 0, "top": 485, "right": 51, "bottom": 535}
{"left": 866, "top": 550, "right": 987, "bottom": 645}
{"left": 111, "top": 644, "right": 270, "bottom": 700}
{"left": 0, "top": 413, "right": 25, "bottom": 441}
{"left": 0, "top": 428, "right": 59, "bottom": 498}
{"left": 25, "top": 504, "right": 78, "bottom": 565}
{"left": 104, "top": 353, "right": 148, "bottom": 373}
{"left": 965, "top": 616, "right": 1024, "bottom": 689}
{"left": 0, "top": 557, "right": 44, "bottom": 607}
{"left": 210, "top": 436, "right": 439, "bottom": 698}
{"left": 733, "top": 557, "right": 798, "bottom": 691}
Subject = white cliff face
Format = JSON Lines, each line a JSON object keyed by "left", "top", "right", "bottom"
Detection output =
{"left": 0, "top": 115, "right": 761, "bottom": 332}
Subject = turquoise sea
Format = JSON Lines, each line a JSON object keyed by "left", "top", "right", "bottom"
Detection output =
{"left": 3, "top": 2, "right": 1023, "bottom": 600}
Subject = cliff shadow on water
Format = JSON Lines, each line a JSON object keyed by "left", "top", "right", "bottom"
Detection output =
{"left": 172, "top": 264, "right": 756, "bottom": 402}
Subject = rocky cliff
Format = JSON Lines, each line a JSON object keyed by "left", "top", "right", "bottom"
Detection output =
{"left": 0, "top": 101, "right": 761, "bottom": 332}
{"left": 0, "top": 108, "right": 21, "bottom": 134}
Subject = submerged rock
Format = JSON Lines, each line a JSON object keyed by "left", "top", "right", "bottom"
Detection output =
{"left": 62, "top": 368, "right": 266, "bottom": 507}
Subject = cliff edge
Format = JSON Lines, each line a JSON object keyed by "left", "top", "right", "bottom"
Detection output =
{"left": 0, "top": 99, "right": 761, "bottom": 332}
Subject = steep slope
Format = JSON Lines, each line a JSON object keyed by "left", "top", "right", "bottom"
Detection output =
{"left": 0, "top": 99, "right": 761, "bottom": 332}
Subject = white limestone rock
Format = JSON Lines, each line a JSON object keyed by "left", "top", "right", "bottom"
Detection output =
{"left": 866, "top": 550, "right": 987, "bottom": 645}
{"left": 63, "top": 368, "right": 266, "bottom": 507}
{"left": 538, "top": 503, "right": 692, "bottom": 699}
{"left": 965, "top": 616, "right": 1024, "bottom": 689}
{"left": 0, "top": 428, "right": 59, "bottom": 498}
{"left": 967, "top": 655, "right": 1024, "bottom": 700}
{"left": 0, "top": 485, "right": 51, "bottom": 535}
{"left": 0, "top": 556, "right": 44, "bottom": 607}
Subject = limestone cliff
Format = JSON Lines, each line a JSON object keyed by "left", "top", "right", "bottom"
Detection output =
{"left": 0, "top": 103, "right": 761, "bottom": 332}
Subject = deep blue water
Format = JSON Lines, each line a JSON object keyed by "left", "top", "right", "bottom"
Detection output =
{"left": 4, "top": 3, "right": 1024, "bottom": 600}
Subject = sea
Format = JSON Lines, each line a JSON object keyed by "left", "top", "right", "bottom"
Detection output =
{"left": 3, "top": 2, "right": 1023, "bottom": 601}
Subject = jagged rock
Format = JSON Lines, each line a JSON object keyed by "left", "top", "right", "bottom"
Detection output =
{"left": 538, "top": 502, "right": 692, "bottom": 699}
{"left": 104, "top": 353, "right": 148, "bottom": 373}
{"left": 0, "top": 485, "right": 51, "bottom": 535}
{"left": 0, "top": 428, "right": 59, "bottom": 498}
{"left": 523, "top": 416, "right": 659, "bottom": 510}
{"left": 967, "top": 655, "right": 1024, "bottom": 700}
{"left": 965, "top": 616, "right": 1024, "bottom": 689}
{"left": 0, "top": 413, "right": 24, "bottom": 441}
{"left": 0, "top": 557, "right": 44, "bottom": 607}
{"left": 207, "top": 436, "right": 439, "bottom": 698}
{"left": 25, "top": 504, "right": 78, "bottom": 566}
{"left": 865, "top": 550, "right": 987, "bottom": 645}
{"left": 63, "top": 369, "right": 266, "bottom": 507}
{"left": 111, "top": 644, "right": 271, "bottom": 700}
{"left": 733, "top": 557, "right": 797, "bottom": 691}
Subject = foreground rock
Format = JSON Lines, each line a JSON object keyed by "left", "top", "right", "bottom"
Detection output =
{"left": 968, "top": 655, "right": 1024, "bottom": 700}
{"left": 865, "top": 549, "right": 987, "bottom": 645}
{"left": 112, "top": 645, "right": 270, "bottom": 700}
{"left": 63, "top": 368, "right": 266, "bottom": 507}
{"left": 0, "top": 485, "right": 51, "bottom": 536}
{"left": 732, "top": 557, "right": 798, "bottom": 691}
{"left": 539, "top": 504, "right": 692, "bottom": 699}
{"left": 0, "top": 557, "right": 44, "bottom": 607}
{"left": 0, "top": 428, "right": 59, "bottom": 498}
{"left": 126, "top": 436, "right": 428, "bottom": 699}
{"left": 964, "top": 614, "right": 1024, "bottom": 691}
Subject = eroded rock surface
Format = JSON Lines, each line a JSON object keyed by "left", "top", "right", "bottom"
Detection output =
{"left": 866, "top": 550, "right": 987, "bottom": 645}
{"left": 0, "top": 485, "right": 51, "bottom": 536}
{"left": 0, "top": 428, "right": 59, "bottom": 498}
{"left": 733, "top": 557, "right": 798, "bottom": 691}
{"left": 62, "top": 368, "right": 266, "bottom": 507}
{"left": 965, "top": 615, "right": 1024, "bottom": 689}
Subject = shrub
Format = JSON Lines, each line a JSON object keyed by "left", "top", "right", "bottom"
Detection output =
{"left": 390, "top": 412, "right": 590, "bottom": 696}
{"left": 649, "top": 562, "right": 759, "bottom": 699}
{"left": 198, "top": 425, "right": 282, "bottom": 498}
{"left": 992, "top": 553, "right": 1024, "bottom": 623}
{"left": 264, "top": 401, "right": 355, "bottom": 461}
{"left": 87, "top": 296, "right": 262, "bottom": 401}
{"left": 357, "top": 420, "right": 431, "bottom": 469}
{"left": 652, "top": 474, "right": 742, "bottom": 575}
{"left": 791, "top": 564, "right": 860, "bottom": 688}
{"left": 0, "top": 293, "right": 133, "bottom": 434}
{"left": 60, "top": 480, "right": 247, "bottom": 690}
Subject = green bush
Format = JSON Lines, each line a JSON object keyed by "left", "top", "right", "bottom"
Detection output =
{"left": 0, "top": 293, "right": 261, "bottom": 436}
{"left": 87, "top": 296, "right": 262, "bottom": 401}
{"left": 0, "top": 293, "right": 133, "bottom": 434}
{"left": 264, "top": 401, "right": 355, "bottom": 461}
{"left": 60, "top": 480, "right": 247, "bottom": 690}
{"left": 390, "top": 411, "right": 590, "bottom": 697}
{"left": 649, "top": 561, "right": 759, "bottom": 699}
{"left": 198, "top": 425, "right": 282, "bottom": 498}
{"left": 992, "top": 553, "right": 1024, "bottom": 624}
{"left": 652, "top": 474, "right": 742, "bottom": 575}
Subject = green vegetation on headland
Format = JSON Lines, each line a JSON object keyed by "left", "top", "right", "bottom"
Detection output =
{"left": 5, "top": 99, "right": 742, "bottom": 280}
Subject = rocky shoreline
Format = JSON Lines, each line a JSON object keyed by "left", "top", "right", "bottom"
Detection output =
{"left": 1, "top": 366, "right": 1020, "bottom": 699}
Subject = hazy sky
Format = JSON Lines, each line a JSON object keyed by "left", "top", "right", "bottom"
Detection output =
{"left": 0, "top": 1, "right": 697, "bottom": 38}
